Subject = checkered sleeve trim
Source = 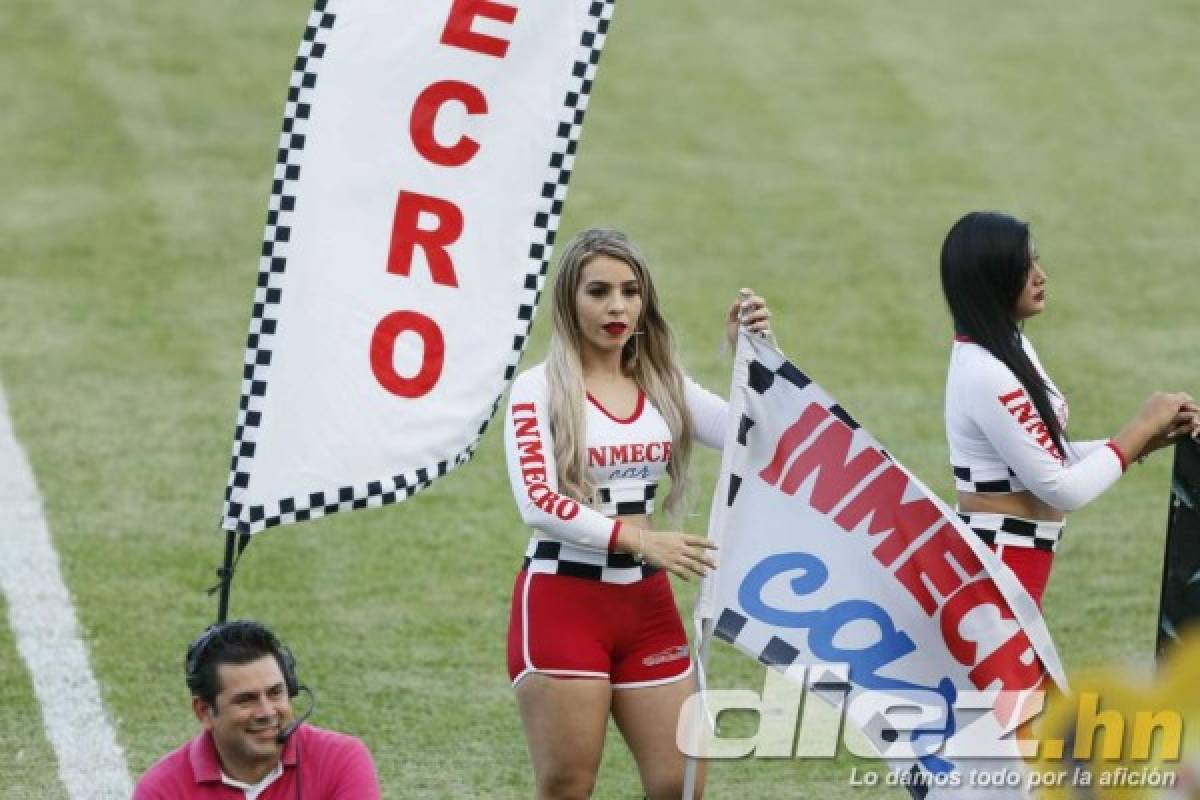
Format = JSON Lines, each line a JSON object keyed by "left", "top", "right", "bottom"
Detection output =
{"left": 220, "top": 1, "right": 617, "bottom": 535}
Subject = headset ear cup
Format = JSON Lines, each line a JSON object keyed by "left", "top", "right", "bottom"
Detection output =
{"left": 185, "top": 625, "right": 219, "bottom": 694}
{"left": 279, "top": 647, "right": 300, "bottom": 698}
{"left": 185, "top": 649, "right": 199, "bottom": 694}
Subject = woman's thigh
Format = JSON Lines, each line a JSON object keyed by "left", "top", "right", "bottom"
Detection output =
{"left": 611, "top": 673, "right": 704, "bottom": 799}
{"left": 515, "top": 674, "right": 612, "bottom": 797}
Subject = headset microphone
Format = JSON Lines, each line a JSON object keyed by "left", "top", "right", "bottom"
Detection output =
{"left": 276, "top": 685, "right": 316, "bottom": 744}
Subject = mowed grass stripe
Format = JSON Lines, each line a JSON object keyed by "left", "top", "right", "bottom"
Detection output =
{"left": 0, "top": 604, "right": 66, "bottom": 799}
{"left": 0, "top": 383, "right": 132, "bottom": 798}
{"left": 1, "top": 1, "right": 149, "bottom": 796}
{"left": 1, "top": 0, "right": 301, "bottom": 786}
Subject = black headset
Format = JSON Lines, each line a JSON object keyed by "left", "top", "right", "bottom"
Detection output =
{"left": 184, "top": 620, "right": 301, "bottom": 701}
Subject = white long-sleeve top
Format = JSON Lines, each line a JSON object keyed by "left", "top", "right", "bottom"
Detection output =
{"left": 504, "top": 363, "right": 726, "bottom": 582}
{"left": 945, "top": 335, "right": 1125, "bottom": 513}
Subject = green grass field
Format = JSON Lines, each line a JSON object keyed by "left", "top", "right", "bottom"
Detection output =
{"left": 2, "top": 1, "right": 1198, "bottom": 797}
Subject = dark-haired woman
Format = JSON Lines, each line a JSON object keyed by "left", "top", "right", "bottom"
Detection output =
{"left": 940, "top": 211, "right": 1198, "bottom": 605}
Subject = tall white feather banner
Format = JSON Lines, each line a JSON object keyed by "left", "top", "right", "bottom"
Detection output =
{"left": 221, "top": 0, "right": 616, "bottom": 535}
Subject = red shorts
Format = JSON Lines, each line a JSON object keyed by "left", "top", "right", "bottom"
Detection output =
{"left": 991, "top": 544, "right": 1054, "bottom": 607}
{"left": 506, "top": 569, "right": 693, "bottom": 688}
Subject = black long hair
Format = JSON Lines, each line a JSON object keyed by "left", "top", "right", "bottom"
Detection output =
{"left": 940, "top": 211, "right": 1065, "bottom": 456}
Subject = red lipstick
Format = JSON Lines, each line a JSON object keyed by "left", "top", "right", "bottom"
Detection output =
{"left": 603, "top": 322, "right": 627, "bottom": 336}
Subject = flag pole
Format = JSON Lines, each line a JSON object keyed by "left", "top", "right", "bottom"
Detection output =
{"left": 212, "top": 530, "right": 253, "bottom": 623}
{"left": 214, "top": 531, "right": 237, "bottom": 623}
{"left": 681, "top": 617, "right": 715, "bottom": 800}
{"left": 682, "top": 321, "right": 759, "bottom": 800}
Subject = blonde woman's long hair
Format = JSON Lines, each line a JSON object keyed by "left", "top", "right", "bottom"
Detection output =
{"left": 545, "top": 228, "right": 694, "bottom": 522}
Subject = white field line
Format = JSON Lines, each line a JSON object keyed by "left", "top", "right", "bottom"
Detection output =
{"left": 0, "top": 382, "right": 133, "bottom": 799}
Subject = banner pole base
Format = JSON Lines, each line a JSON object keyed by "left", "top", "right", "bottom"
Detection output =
{"left": 215, "top": 531, "right": 238, "bottom": 623}
{"left": 681, "top": 616, "right": 716, "bottom": 800}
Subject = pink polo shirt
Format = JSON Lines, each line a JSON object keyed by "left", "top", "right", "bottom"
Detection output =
{"left": 133, "top": 724, "right": 381, "bottom": 799}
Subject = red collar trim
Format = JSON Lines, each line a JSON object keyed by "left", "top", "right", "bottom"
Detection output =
{"left": 587, "top": 390, "right": 645, "bottom": 424}
{"left": 954, "top": 334, "right": 974, "bottom": 343}
{"left": 189, "top": 730, "right": 223, "bottom": 783}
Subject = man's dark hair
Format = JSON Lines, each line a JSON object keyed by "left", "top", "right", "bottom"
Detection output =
{"left": 184, "top": 619, "right": 296, "bottom": 710}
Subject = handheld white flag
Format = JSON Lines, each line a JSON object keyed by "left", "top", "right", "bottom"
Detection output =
{"left": 695, "top": 332, "right": 1066, "bottom": 797}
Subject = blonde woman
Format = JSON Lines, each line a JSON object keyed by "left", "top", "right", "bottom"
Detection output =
{"left": 503, "top": 228, "right": 771, "bottom": 799}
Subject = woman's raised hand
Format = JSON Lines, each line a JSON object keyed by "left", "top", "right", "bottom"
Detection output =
{"left": 726, "top": 289, "right": 772, "bottom": 351}
{"left": 1130, "top": 393, "right": 1200, "bottom": 458}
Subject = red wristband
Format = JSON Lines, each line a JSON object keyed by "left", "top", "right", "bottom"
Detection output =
{"left": 607, "top": 519, "right": 623, "bottom": 553}
{"left": 1105, "top": 440, "right": 1129, "bottom": 472}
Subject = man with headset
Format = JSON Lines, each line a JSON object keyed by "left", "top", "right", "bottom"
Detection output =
{"left": 134, "top": 619, "right": 381, "bottom": 799}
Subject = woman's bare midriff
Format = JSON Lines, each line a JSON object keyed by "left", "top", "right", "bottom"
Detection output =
{"left": 957, "top": 489, "right": 1065, "bottom": 523}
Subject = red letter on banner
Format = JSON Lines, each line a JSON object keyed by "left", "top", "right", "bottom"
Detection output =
{"left": 940, "top": 577, "right": 1012, "bottom": 666}
{"left": 370, "top": 310, "right": 446, "bottom": 398}
{"left": 410, "top": 80, "right": 488, "bottom": 167}
{"left": 893, "top": 522, "right": 984, "bottom": 615}
{"left": 969, "top": 630, "right": 1043, "bottom": 716}
{"left": 759, "top": 403, "right": 831, "bottom": 487}
{"left": 760, "top": 405, "right": 883, "bottom": 511}
{"left": 387, "top": 191, "right": 463, "bottom": 287}
{"left": 441, "top": 0, "right": 518, "bottom": 58}
{"left": 835, "top": 465, "right": 943, "bottom": 567}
